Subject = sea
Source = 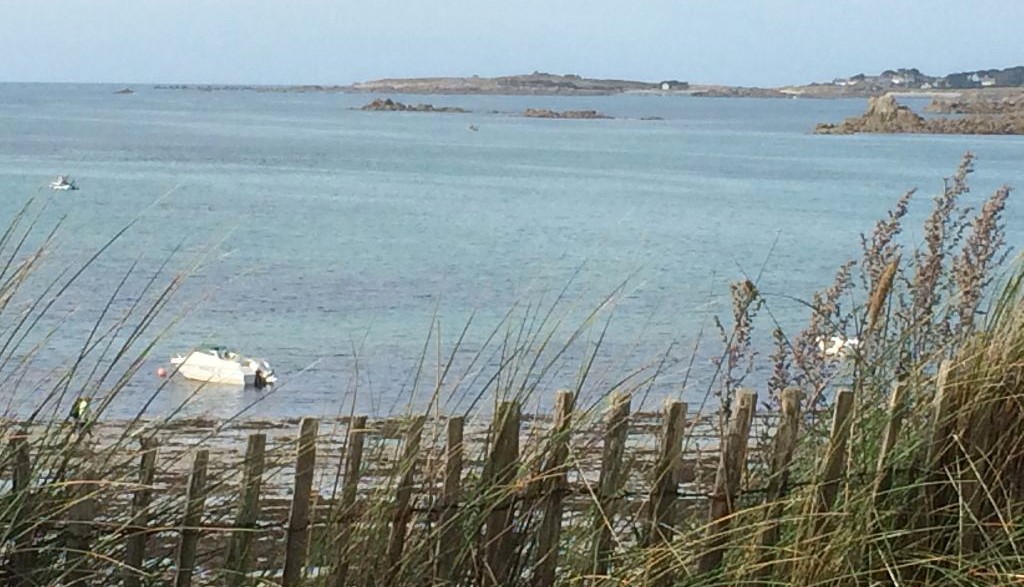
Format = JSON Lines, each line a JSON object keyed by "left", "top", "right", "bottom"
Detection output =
{"left": 0, "top": 84, "right": 1021, "bottom": 420}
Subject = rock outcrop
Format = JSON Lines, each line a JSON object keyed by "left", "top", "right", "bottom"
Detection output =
{"left": 522, "top": 108, "right": 611, "bottom": 119}
{"left": 359, "top": 98, "right": 468, "bottom": 113}
{"left": 815, "top": 94, "right": 1024, "bottom": 135}
{"left": 925, "top": 91, "right": 1024, "bottom": 115}
{"left": 815, "top": 94, "right": 927, "bottom": 134}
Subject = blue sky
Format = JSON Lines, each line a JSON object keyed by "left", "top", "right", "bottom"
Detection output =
{"left": 1, "top": 0, "right": 1021, "bottom": 85}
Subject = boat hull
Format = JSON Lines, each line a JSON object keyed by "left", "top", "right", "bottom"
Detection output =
{"left": 170, "top": 350, "right": 271, "bottom": 387}
{"left": 176, "top": 363, "right": 256, "bottom": 386}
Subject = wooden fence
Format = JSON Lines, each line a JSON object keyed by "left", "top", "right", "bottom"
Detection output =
{"left": 0, "top": 383, "right": 936, "bottom": 585}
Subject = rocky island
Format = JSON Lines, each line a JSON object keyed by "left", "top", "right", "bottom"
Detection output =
{"left": 358, "top": 98, "right": 468, "bottom": 113}
{"left": 814, "top": 94, "right": 1024, "bottom": 135}
{"left": 522, "top": 108, "right": 611, "bottom": 119}
{"left": 154, "top": 73, "right": 689, "bottom": 96}
{"left": 346, "top": 72, "right": 685, "bottom": 95}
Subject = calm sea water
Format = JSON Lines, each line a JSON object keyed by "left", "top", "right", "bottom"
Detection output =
{"left": 0, "top": 84, "right": 1022, "bottom": 419}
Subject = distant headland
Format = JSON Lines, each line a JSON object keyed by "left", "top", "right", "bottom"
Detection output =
{"left": 152, "top": 66, "right": 1024, "bottom": 98}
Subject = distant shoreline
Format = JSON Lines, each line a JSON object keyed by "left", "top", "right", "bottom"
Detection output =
{"left": 147, "top": 82, "right": 976, "bottom": 100}
{"left": 148, "top": 82, "right": 1003, "bottom": 101}
{"left": 147, "top": 70, "right": 1023, "bottom": 100}
{"left": 10, "top": 66, "right": 1024, "bottom": 99}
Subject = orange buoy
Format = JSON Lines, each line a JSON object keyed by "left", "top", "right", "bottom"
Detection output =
{"left": 156, "top": 367, "right": 167, "bottom": 378}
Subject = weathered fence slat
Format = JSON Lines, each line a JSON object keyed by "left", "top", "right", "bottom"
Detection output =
{"left": 174, "top": 449, "right": 209, "bottom": 587}
{"left": 65, "top": 468, "right": 97, "bottom": 585}
{"left": 644, "top": 399, "right": 687, "bottom": 587}
{"left": 283, "top": 417, "right": 319, "bottom": 586}
{"left": 926, "top": 360, "right": 954, "bottom": 467}
{"left": 925, "top": 360, "right": 955, "bottom": 523}
{"left": 434, "top": 416, "right": 465, "bottom": 584}
{"left": 483, "top": 400, "right": 521, "bottom": 586}
{"left": 9, "top": 434, "right": 35, "bottom": 587}
{"left": 589, "top": 392, "right": 632, "bottom": 580}
{"left": 813, "top": 389, "right": 855, "bottom": 530}
{"left": 646, "top": 399, "right": 687, "bottom": 545}
{"left": 124, "top": 437, "right": 158, "bottom": 587}
{"left": 873, "top": 381, "right": 908, "bottom": 505}
{"left": 865, "top": 381, "right": 913, "bottom": 587}
{"left": 754, "top": 388, "right": 802, "bottom": 581}
{"left": 956, "top": 372, "right": 990, "bottom": 555}
{"left": 698, "top": 389, "right": 757, "bottom": 574}
{"left": 224, "top": 433, "right": 267, "bottom": 586}
{"left": 9, "top": 434, "right": 31, "bottom": 490}
{"left": 332, "top": 415, "right": 368, "bottom": 587}
{"left": 533, "top": 390, "right": 576, "bottom": 587}
{"left": 385, "top": 415, "right": 427, "bottom": 583}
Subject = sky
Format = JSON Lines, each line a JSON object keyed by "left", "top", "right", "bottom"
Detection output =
{"left": 1, "top": 0, "right": 1022, "bottom": 86}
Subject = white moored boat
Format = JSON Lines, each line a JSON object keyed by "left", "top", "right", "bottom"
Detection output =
{"left": 817, "top": 335, "right": 861, "bottom": 360}
{"left": 170, "top": 346, "right": 277, "bottom": 388}
{"left": 49, "top": 175, "right": 79, "bottom": 191}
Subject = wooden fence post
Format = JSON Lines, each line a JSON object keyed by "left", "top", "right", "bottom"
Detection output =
{"left": 483, "top": 400, "right": 521, "bottom": 586}
{"left": 124, "top": 437, "right": 158, "bottom": 587}
{"left": 332, "top": 415, "right": 368, "bottom": 587}
{"left": 174, "top": 449, "right": 209, "bottom": 587}
{"left": 589, "top": 392, "right": 631, "bottom": 580}
{"left": 283, "top": 418, "right": 319, "bottom": 586}
{"left": 65, "top": 470, "right": 97, "bottom": 585}
{"left": 812, "top": 389, "right": 854, "bottom": 532}
{"left": 224, "top": 433, "right": 266, "bottom": 586}
{"left": 925, "top": 360, "right": 955, "bottom": 522}
{"left": 873, "top": 381, "right": 908, "bottom": 506}
{"left": 753, "top": 388, "right": 801, "bottom": 581}
{"left": 9, "top": 434, "right": 35, "bottom": 587}
{"left": 698, "top": 390, "right": 757, "bottom": 574}
{"left": 385, "top": 415, "right": 426, "bottom": 584}
{"left": 8, "top": 434, "right": 31, "bottom": 490}
{"left": 644, "top": 399, "right": 687, "bottom": 587}
{"left": 533, "top": 390, "right": 576, "bottom": 587}
{"left": 646, "top": 400, "right": 687, "bottom": 545}
{"left": 434, "top": 416, "right": 465, "bottom": 584}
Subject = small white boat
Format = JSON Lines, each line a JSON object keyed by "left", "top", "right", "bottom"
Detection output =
{"left": 49, "top": 175, "right": 79, "bottom": 191}
{"left": 817, "top": 336, "right": 861, "bottom": 359}
{"left": 170, "top": 346, "right": 277, "bottom": 388}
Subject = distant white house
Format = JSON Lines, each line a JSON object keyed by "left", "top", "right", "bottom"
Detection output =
{"left": 658, "top": 80, "right": 689, "bottom": 91}
{"left": 980, "top": 76, "right": 997, "bottom": 87}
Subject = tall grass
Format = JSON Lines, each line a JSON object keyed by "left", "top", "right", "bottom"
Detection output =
{"left": 0, "top": 153, "right": 1021, "bottom": 586}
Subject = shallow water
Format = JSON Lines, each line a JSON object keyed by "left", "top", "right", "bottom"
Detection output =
{"left": 0, "top": 84, "right": 1022, "bottom": 419}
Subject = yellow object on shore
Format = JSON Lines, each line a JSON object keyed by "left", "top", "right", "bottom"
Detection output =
{"left": 69, "top": 397, "right": 91, "bottom": 422}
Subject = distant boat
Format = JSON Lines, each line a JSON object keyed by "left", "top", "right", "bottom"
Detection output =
{"left": 113, "top": 87, "right": 135, "bottom": 95}
{"left": 468, "top": 124, "right": 479, "bottom": 132}
{"left": 170, "top": 345, "right": 277, "bottom": 388}
{"left": 817, "top": 335, "right": 861, "bottom": 359}
{"left": 49, "top": 175, "right": 78, "bottom": 191}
